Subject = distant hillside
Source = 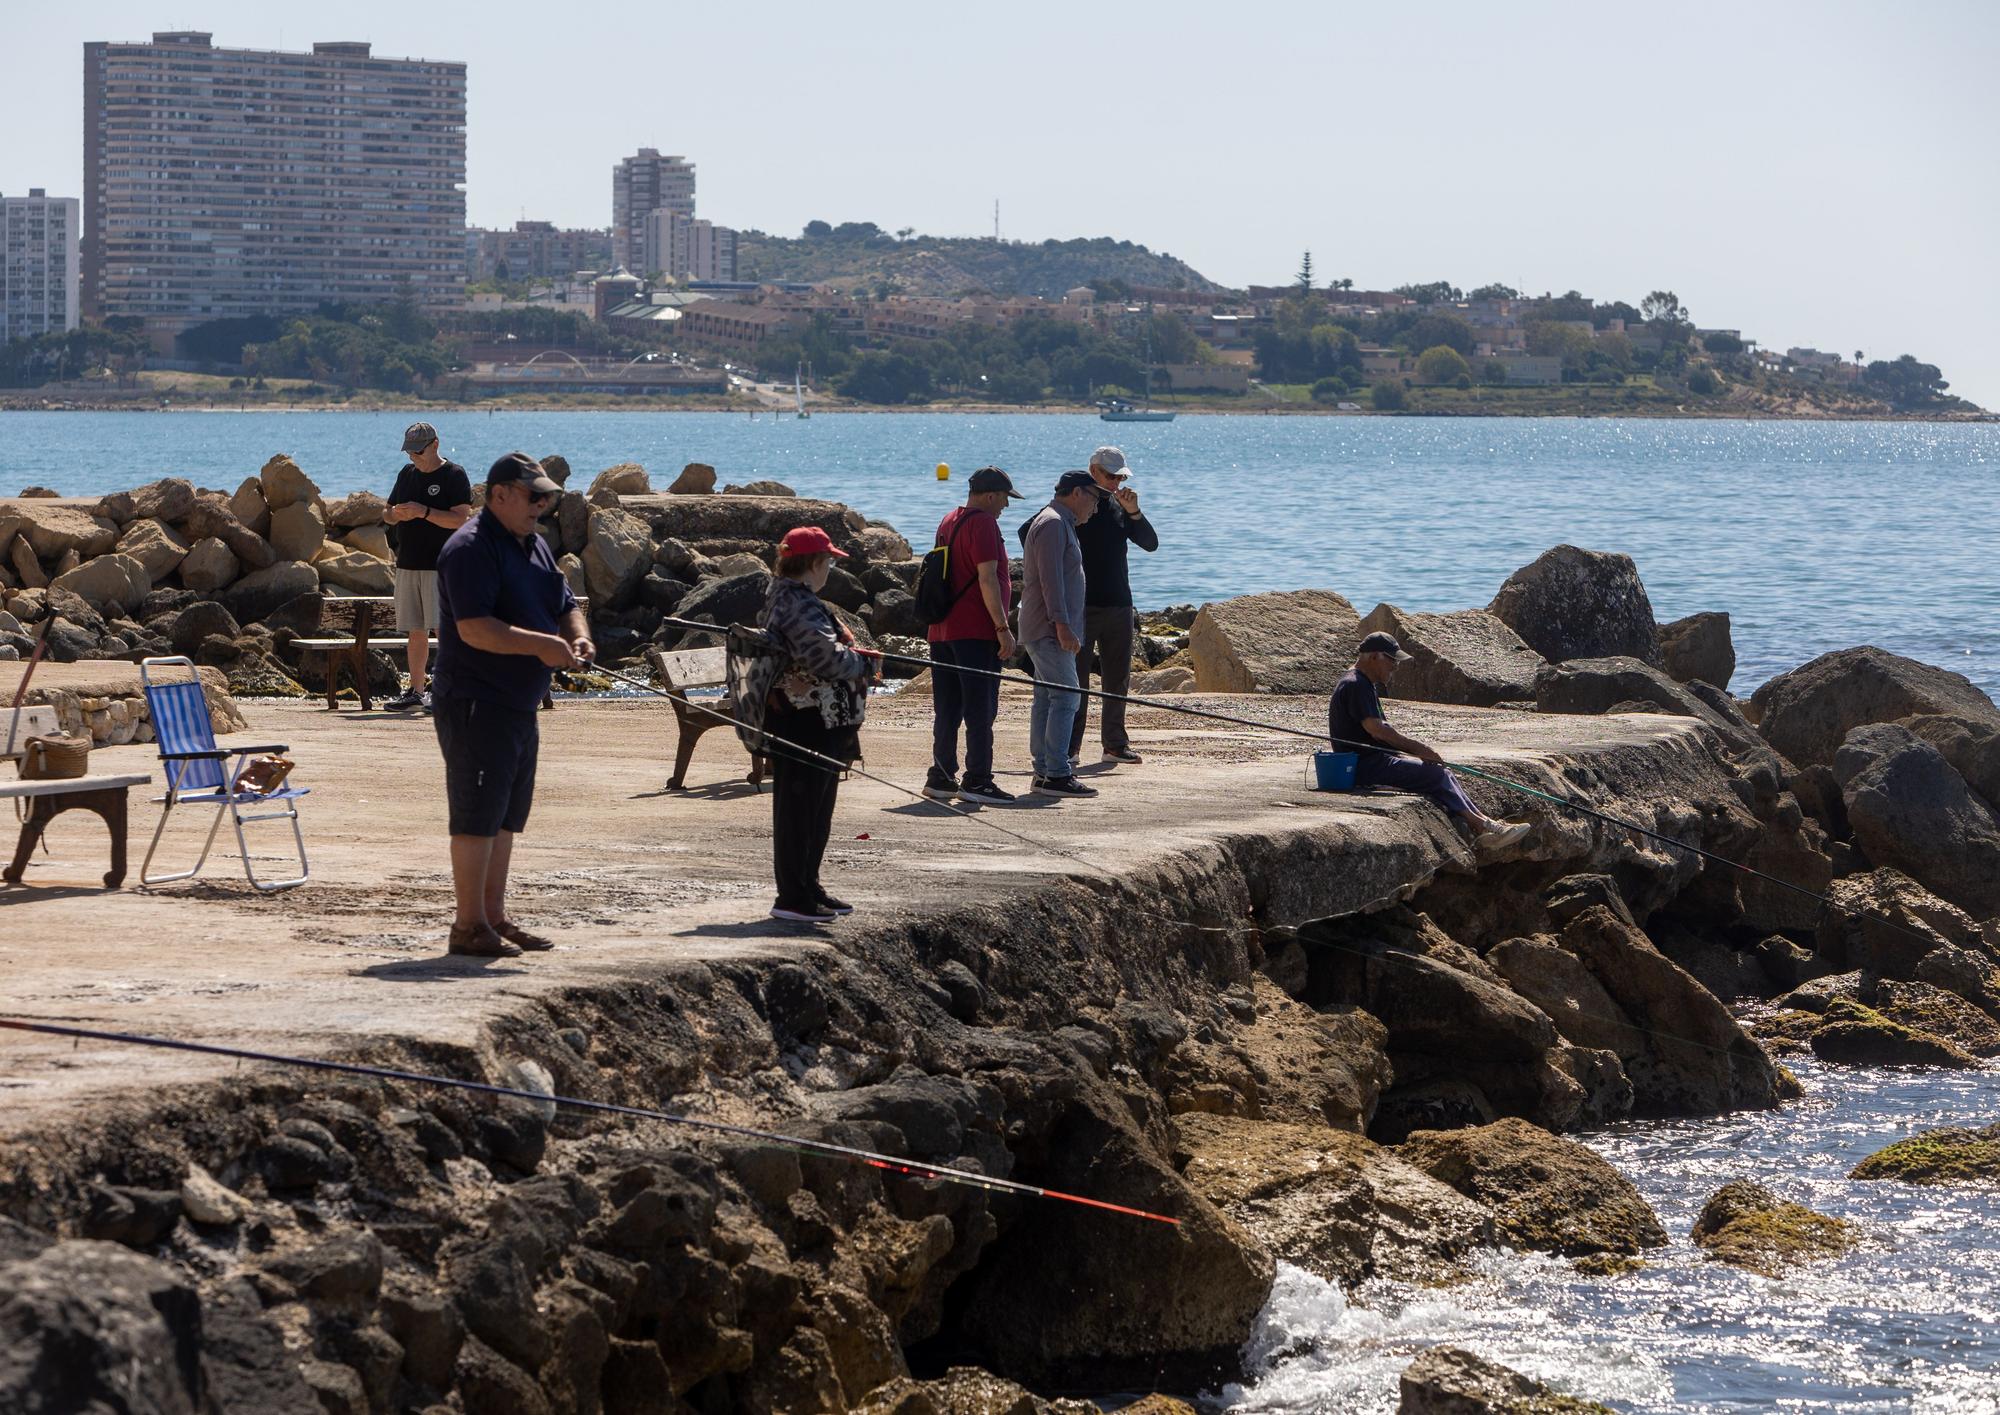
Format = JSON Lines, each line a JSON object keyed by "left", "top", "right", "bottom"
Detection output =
{"left": 734, "top": 223, "right": 1224, "bottom": 298}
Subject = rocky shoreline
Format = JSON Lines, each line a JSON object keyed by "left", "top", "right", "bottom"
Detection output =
{"left": 4, "top": 475, "right": 2000, "bottom": 1414}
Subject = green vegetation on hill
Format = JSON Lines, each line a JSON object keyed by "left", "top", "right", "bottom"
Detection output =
{"left": 736, "top": 222, "right": 1221, "bottom": 299}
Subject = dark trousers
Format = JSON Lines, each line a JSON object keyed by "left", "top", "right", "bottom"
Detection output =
{"left": 1069, "top": 604, "right": 1137, "bottom": 756}
{"left": 1354, "top": 753, "right": 1480, "bottom": 817}
{"left": 769, "top": 706, "right": 844, "bottom": 908}
{"left": 929, "top": 638, "right": 1002, "bottom": 785}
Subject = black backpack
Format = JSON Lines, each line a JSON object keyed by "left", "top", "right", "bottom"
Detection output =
{"left": 914, "top": 512, "right": 978, "bottom": 625}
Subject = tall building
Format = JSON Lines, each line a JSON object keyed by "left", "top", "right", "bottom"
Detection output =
{"left": 82, "top": 32, "right": 467, "bottom": 340}
{"left": 468, "top": 222, "right": 614, "bottom": 281}
{"left": 612, "top": 150, "right": 695, "bottom": 271}
{"left": 641, "top": 212, "right": 737, "bottom": 282}
{"left": 1, "top": 190, "right": 80, "bottom": 340}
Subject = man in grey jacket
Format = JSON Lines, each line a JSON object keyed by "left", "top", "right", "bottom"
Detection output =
{"left": 1017, "top": 470, "right": 1099, "bottom": 798}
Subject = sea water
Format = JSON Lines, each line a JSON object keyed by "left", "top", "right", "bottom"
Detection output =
{"left": 1216, "top": 1058, "right": 2000, "bottom": 1414}
{"left": 4, "top": 411, "right": 1996, "bottom": 696}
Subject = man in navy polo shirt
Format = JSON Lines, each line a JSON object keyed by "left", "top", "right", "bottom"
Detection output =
{"left": 431, "top": 452, "right": 593, "bottom": 957}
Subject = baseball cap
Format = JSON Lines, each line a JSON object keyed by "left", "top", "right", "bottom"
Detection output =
{"left": 485, "top": 451, "right": 562, "bottom": 495}
{"left": 1055, "top": 469, "right": 1097, "bottom": 495}
{"left": 1090, "top": 445, "right": 1131, "bottom": 478}
{"left": 779, "top": 525, "right": 849, "bottom": 559}
{"left": 1358, "top": 631, "right": 1414, "bottom": 661}
{"left": 402, "top": 421, "right": 439, "bottom": 453}
{"left": 968, "top": 466, "right": 1024, "bottom": 499}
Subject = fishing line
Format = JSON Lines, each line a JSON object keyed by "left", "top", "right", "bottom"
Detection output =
{"left": 0, "top": 1016, "right": 1180, "bottom": 1226}
{"left": 581, "top": 657, "right": 1796, "bottom": 1067}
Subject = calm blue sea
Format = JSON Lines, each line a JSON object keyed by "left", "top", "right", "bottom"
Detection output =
{"left": 4, "top": 410, "right": 1996, "bottom": 695}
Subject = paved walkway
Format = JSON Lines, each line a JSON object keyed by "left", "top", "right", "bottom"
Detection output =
{"left": 0, "top": 685, "right": 1693, "bottom": 1133}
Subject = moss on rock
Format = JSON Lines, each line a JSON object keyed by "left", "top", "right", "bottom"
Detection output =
{"left": 1689, "top": 1180, "right": 1855, "bottom": 1275}
{"left": 1807, "top": 1000, "right": 1979, "bottom": 1068}
{"left": 1850, "top": 1124, "right": 2000, "bottom": 1184}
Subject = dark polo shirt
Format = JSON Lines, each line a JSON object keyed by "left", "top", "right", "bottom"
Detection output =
{"left": 433, "top": 509, "right": 577, "bottom": 712}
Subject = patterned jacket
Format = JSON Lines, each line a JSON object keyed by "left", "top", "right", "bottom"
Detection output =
{"left": 763, "top": 576, "right": 872, "bottom": 728}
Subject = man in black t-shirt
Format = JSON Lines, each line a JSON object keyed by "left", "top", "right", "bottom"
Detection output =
{"left": 383, "top": 422, "right": 473, "bottom": 711}
{"left": 1330, "top": 631, "right": 1531, "bottom": 848}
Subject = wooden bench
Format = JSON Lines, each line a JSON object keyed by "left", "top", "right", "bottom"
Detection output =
{"left": 293, "top": 595, "right": 588, "bottom": 711}
{"left": 644, "top": 645, "right": 767, "bottom": 790}
{"left": 2, "top": 706, "right": 152, "bottom": 889}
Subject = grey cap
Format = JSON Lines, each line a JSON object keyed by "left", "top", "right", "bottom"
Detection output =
{"left": 402, "top": 421, "right": 438, "bottom": 453}
{"left": 1090, "top": 445, "right": 1131, "bottom": 478}
{"left": 1358, "top": 631, "right": 1414, "bottom": 662}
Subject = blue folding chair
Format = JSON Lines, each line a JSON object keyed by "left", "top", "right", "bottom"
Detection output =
{"left": 139, "top": 656, "right": 310, "bottom": 891}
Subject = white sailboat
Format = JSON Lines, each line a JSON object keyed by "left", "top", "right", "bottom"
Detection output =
{"left": 795, "top": 363, "right": 810, "bottom": 419}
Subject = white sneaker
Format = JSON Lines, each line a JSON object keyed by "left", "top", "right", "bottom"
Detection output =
{"left": 1478, "top": 821, "right": 1533, "bottom": 850}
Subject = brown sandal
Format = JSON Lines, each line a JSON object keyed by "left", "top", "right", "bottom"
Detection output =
{"left": 493, "top": 919, "right": 555, "bottom": 952}
{"left": 448, "top": 923, "right": 520, "bottom": 958}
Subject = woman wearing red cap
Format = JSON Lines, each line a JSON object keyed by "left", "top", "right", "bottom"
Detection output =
{"left": 761, "top": 525, "right": 879, "bottom": 922}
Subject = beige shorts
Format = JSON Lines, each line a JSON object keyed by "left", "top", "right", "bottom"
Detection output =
{"left": 394, "top": 568, "right": 439, "bottom": 632}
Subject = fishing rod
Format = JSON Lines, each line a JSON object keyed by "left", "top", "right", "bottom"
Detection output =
{"left": 0, "top": 1016, "right": 1179, "bottom": 1226}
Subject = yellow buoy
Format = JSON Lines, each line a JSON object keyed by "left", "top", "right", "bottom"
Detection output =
{"left": 936, "top": 462, "right": 950, "bottom": 481}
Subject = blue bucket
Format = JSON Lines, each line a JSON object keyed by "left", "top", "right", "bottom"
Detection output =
{"left": 1313, "top": 751, "right": 1358, "bottom": 791}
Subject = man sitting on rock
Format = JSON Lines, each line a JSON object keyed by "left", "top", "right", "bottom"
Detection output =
{"left": 1331, "top": 631, "right": 1532, "bottom": 848}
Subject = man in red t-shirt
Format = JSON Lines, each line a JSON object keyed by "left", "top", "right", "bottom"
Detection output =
{"left": 925, "top": 466, "right": 1022, "bottom": 804}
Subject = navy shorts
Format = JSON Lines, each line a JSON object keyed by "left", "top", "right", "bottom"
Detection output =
{"left": 433, "top": 694, "right": 539, "bottom": 836}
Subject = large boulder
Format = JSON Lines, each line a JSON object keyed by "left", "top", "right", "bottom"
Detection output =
{"left": 267, "top": 500, "right": 327, "bottom": 562}
{"left": 184, "top": 496, "right": 278, "bottom": 570}
{"left": 1173, "top": 1113, "right": 1492, "bottom": 1287}
{"left": 588, "top": 462, "right": 651, "bottom": 499}
{"left": 668, "top": 462, "right": 717, "bottom": 494}
{"left": 101, "top": 476, "right": 196, "bottom": 526}
{"left": 0, "top": 1240, "right": 206, "bottom": 1414}
{"left": 325, "top": 490, "right": 386, "bottom": 529}
{"left": 1533, "top": 656, "right": 1763, "bottom": 757}
{"left": 582, "top": 504, "right": 654, "bottom": 608}
{"left": 1187, "top": 590, "right": 1360, "bottom": 694}
{"left": 1690, "top": 1181, "right": 1855, "bottom": 1276}
{"left": 1813, "top": 868, "right": 1992, "bottom": 979}
{"left": 664, "top": 571, "right": 773, "bottom": 646}
{"left": 50, "top": 552, "right": 151, "bottom": 615}
{"left": 1751, "top": 646, "right": 2000, "bottom": 769}
{"left": 17, "top": 502, "right": 119, "bottom": 560}
{"left": 316, "top": 550, "right": 394, "bottom": 595}
{"left": 221, "top": 560, "right": 320, "bottom": 625}
{"left": 258, "top": 453, "right": 319, "bottom": 511}
{"left": 8, "top": 532, "right": 47, "bottom": 588}
{"left": 179, "top": 536, "right": 241, "bottom": 593}
{"left": 1869, "top": 978, "right": 2000, "bottom": 1056}
{"left": 1487, "top": 545, "right": 1660, "bottom": 666}
{"left": 1549, "top": 906, "right": 1785, "bottom": 1116}
{"left": 228, "top": 476, "right": 271, "bottom": 537}
{"left": 856, "top": 525, "right": 913, "bottom": 564}
{"left": 1902, "top": 713, "right": 2000, "bottom": 810}
{"left": 341, "top": 523, "right": 392, "bottom": 561}
{"left": 625, "top": 492, "right": 861, "bottom": 553}
{"left": 1396, "top": 1117, "right": 1668, "bottom": 1256}
{"left": 1398, "top": 1345, "right": 1614, "bottom": 1415}
{"left": 1834, "top": 723, "right": 2000, "bottom": 917}
{"left": 1349, "top": 603, "right": 1545, "bottom": 706}
{"left": 1807, "top": 999, "right": 1979, "bottom": 1068}
{"left": 170, "top": 600, "right": 242, "bottom": 657}
{"left": 1659, "top": 611, "right": 1735, "bottom": 688}
{"left": 115, "top": 517, "right": 190, "bottom": 581}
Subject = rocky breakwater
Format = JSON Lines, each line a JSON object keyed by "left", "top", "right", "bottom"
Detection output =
{"left": 0, "top": 459, "right": 933, "bottom": 705}
{"left": 5, "top": 536, "right": 2000, "bottom": 1413}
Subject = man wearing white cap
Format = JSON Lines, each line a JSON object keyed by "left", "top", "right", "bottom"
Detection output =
{"left": 1069, "top": 445, "right": 1159, "bottom": 766}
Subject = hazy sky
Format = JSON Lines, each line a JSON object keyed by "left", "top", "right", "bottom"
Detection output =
{"left": 6, "top": 1, "right": 1996, "bottom": 405}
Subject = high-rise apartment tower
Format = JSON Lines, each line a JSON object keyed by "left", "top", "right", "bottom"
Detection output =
{"left": 82, "top": 32, "right": 466, "bottom": 339}
{"left": 0, "top": 190, "right": 81, "bottom": 340}
{"left": 612, "top": 150, "right": 695, "bottom": 272}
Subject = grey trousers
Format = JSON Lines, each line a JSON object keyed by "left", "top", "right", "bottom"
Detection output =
{"left": 1069, "top": 604, "right": 1137, "bottom": 756}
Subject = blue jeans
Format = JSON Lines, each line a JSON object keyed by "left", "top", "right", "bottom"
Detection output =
{"left": 1354, "top": 752, "right": 1480, "bottom": 817}
{"left": 1026, "top": 637, "right": 1082, "bottom": 780}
